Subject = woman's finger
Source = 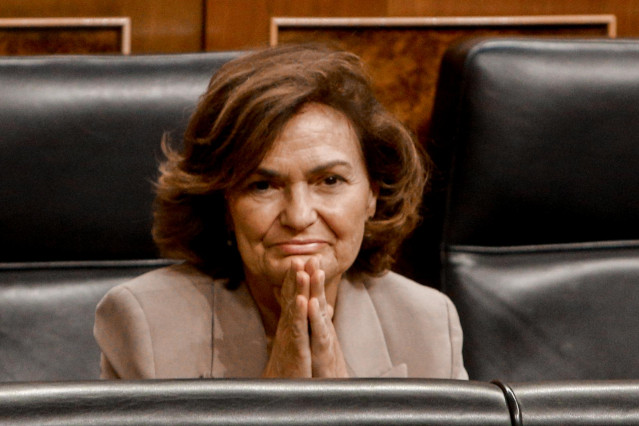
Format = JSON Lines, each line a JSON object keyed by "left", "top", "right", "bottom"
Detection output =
{"left": 308, "top": 259, "right": 327, "bottom": 313}
{"left": 309, "top": 298, "right": 348, "bottom": 378}
{"left": 263, "top": 262, "right": 312, "bottom": 378}
{"left": 281, "top": 263, "right": 309, "bottom": 327}
{"left": 276, "top": 257, "right": 305, "bottom": 307}
{"left": 308, "top": 296, "right": 330, "bottom": 354}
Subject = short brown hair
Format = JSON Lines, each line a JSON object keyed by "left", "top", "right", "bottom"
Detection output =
{"left": 153, "top": 44, "right": 427, "bottom": 279}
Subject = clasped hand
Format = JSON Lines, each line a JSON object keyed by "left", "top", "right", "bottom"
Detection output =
{"left": 262, "top": 257, "right": 348, "bottom": 378}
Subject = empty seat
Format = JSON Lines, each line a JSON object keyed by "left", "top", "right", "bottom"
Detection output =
{"left": 434, "top": 38, "right": 639, "bottom": 381}
{"left": 0, "top": 52, "right": 242, "bottom": 381}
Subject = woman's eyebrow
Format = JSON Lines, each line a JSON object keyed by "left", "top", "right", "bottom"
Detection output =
{"left": 255, "top": 160, "right": 352, "bottom": 178}
{"left": 309, "top": 160, "right": 351, "bottom": 175}
{"left": 253, "top": 168, "right": 281, "bottom": 178}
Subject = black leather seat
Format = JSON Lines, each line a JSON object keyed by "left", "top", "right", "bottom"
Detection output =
{"left": 496, "top": 380, "right": 639, "bottom": 426}
{"left": 0, "top": 52, "right": 241, "bottom": 381}
{"left": 434, "top": 38, "right": 639, "bottom": 381}
{"left": 0, "top": 264, "right": 168, "bottom": 381}
{"left": 4, "top": 377, "right": 639, "bottom": 425}
{"left": 1, "top": 52, "right": 240, "bottom": 263}
{"left": 0, "top": 379, "right": 512, "bottom": 425}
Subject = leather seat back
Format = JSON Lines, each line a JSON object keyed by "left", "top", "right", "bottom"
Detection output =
{"left": 0, "top": 52, "right": 241, "bottom": 381}
{"left": 0, "top": 379, "right": 512, "bottom": 425}
{"left": 434, "top": 38, "right": 639, "bottom": 381}
{"left": 1, "top": 52, "right": 240, "bottom": 263}
{"left": 502, "top": 380, "right": 639, "bottom": 426}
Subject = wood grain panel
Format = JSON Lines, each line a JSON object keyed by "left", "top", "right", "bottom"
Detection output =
{"left": 274, "top": 16, "right": 613, "bottom": 140}
{"left": 205, "top": 0, "right": 388, "bottom": 50}
{"left": 0, "top": 0, "right": 203, "bottom": 53}
{"left": 0, "top": 27, "right": 121, "bottom": 55}
{"left": 0, "top": 18, "right": 130, "bottom": 55}
{"left": 206, "top": 0, "right": 639, "bottom": 51}
{"left": 386, "top": 0, "right": 639, "bottom": 36}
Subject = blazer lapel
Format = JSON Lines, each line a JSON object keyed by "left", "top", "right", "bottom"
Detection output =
{"left": 210, "top": 277, "right": 407, "bottom": 378}
{"left": 211, "top": 281, "right": 269, "bottom": 377}
{"left": 334, "top": 277, "right": 407, "bottom": 378}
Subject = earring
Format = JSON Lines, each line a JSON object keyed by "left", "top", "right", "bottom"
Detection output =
{"left": 226, "top": 231, "right": 235, "bottom": 247}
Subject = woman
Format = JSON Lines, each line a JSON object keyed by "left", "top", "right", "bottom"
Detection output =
{"left": 94, "top": 44, "right": 467, "bottom": 379}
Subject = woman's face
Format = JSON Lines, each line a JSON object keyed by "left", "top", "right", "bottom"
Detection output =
{"left": 227, "top": 103, "right": 376, "bottom": 300}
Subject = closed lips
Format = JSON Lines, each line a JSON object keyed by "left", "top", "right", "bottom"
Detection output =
{"left": 272, "top": 240, "right": 328, "bottom": 254}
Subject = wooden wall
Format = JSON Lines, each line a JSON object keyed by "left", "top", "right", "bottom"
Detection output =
{"left": 0, "top": 0, "right": 204, "bottom": 53}
{"left": 205, "top": 0, "right": 639, "bottom": 50}
{"left": 2, "top": 1, "right": 638, "bottom": 54}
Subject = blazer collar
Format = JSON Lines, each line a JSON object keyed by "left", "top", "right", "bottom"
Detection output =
{"left": 212, "top": 277, "right": 407, "bottom": 378}
{"left": 211, "top": 281, "right": 269, "bottom": 377}
{"left": 334, "top": 276, "right": 407, "bottom": 378}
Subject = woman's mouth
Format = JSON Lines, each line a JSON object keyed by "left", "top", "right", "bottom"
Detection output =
{"left": 271, "top": 240, "right": 327, "bottom": 255}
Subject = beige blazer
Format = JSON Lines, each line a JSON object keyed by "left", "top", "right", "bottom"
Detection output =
{"left": 94, "top": 264, "right": 467, "bottom": 379}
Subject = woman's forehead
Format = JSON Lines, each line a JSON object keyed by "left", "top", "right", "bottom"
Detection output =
{"left": 258, "top": 104, "right": 365, "bottom": 171}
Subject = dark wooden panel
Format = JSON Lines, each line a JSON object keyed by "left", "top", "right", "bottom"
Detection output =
{"left": 0, "top": 27, "right": 120, "bottom": 55}
{"left": 205, "top": 0, "right": 388, "bottom": 50}
{"left": 206, "top": 0, "right": 639, "bottom": 51}
{"left": 0, "top": 0, "right": 203, "bottom": 53}
{"left": 274, "top": 17, "right": 613, "bottom": 139}
{"left": 387, "top": 0, "right": 639, "bottom": 37}
{"left": 0, "top": 18, "right": 130, "bottom": 55}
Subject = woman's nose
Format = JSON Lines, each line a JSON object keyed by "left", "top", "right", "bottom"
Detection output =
{"left": 279, "top": 185, "right": 317, "bottom": 230}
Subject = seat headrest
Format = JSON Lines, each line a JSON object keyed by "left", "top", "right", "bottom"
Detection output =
{"left": 0, "top": 52, "right": 242, "bottom": 263}
{"left": 433, "top": 38, "right": 639, "bottom": 247}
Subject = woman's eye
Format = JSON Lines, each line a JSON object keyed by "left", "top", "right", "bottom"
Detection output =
{"left": 249, "top": 180, "right": 271, "bottom": 192}
{"left": 322, "top": 175, "right": 345, "bottom": 186}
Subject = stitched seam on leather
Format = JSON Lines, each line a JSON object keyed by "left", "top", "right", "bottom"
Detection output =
{"left": 446, "top": 239, "right": 639, "bottom": 255}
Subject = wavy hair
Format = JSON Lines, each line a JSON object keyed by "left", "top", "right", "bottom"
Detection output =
{"left": 153, "top": 44, "right": 427, "bottom": 279}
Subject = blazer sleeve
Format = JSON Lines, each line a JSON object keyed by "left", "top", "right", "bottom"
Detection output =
{"left": 366, "top": 272, "right": 468, "bottom": 379}
{"left": 445, "top": 295, "right": 468, "bottom": 380}
{"left": 93, "top": 285, "right": 156, "bottom": 379}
